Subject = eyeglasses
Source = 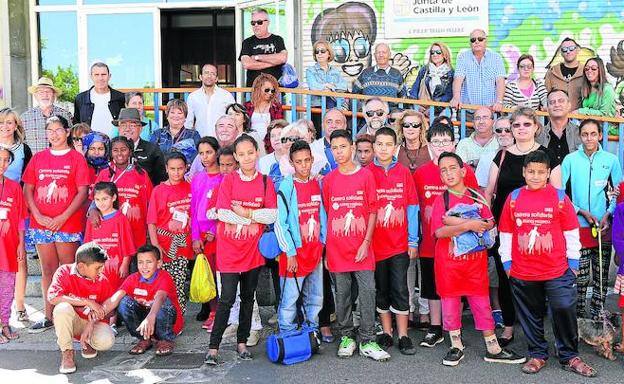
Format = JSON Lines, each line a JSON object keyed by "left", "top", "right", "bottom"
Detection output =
{"left": 511, "top": 122, "right": 534, "bottom": 129}
{"left": 430, "top": 49, "right": 442, "bottom": 55}
{"left": 560, "top": 46, "right": 577, "bottom": 53}
{"left": 281, "top": 136, "right": 301, "bottom": 144}
{"left": 494, "top": 127, "right": 512, "bottom": 134}
{"left": 474, "top": 116, "right": 492, "bottom": 122}
{"left": 584, "top": 66, "right": 599, "bottom": 72}
{"left": 250, "top": 19, "right": 268, "bottom": 26}
{"left": 387, "top": 117, "right": 397, "bottom": 124}
{"left": 315, "top": 49, "right": 327, "bottom": 54}
{"left": 430, "top": 139, "right": 453, "bottom": 147}
{"left": 365, "top": 110, "right": 385, "bottom": 118}
{"left": 470, "top": 37, "right": 486, "bottom": 43}
{"left": 519, "top": 64, "right": 533, "bottom": 70}
{"left": 402, "top": 122, "right": 422, "bottom": 129}
{"left": 263, "top": 88, "right": 276, "bottom": 94}
{"left": 45, "top": 128, "right": 66, "bottom": 135}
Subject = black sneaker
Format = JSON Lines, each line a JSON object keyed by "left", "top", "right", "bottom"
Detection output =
{"left": 484, "top": 348, "right": 527, "bottom": 364}
{"left": 376, "top": 333, "right": 394, "bottom": 350}
{"left": 204, "top": 353, "right": 221, "bottom": 366}
{"left": 28, "top": 318, "right": 53, "bottom": 334}
{"left": 442, "top": 347, "right": 465, "bottom": 366}
{"left": 398, "top": 336, "right": 416, "bottom": 355}
{"left": 420, "top": 330, "right": 444, "bottom": 348}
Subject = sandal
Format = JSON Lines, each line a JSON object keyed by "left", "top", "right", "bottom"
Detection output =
{"left": 1, "top": 325, "right": 18, "bottom": 340}
{"left": 129, "top": 339, "right": 153, "bottom": 355}
{"left": 16, "top": 310, "right": 29, "bottom": 322}
{"left": 0, "top": 334, "right": 8, "bottom": 344}
{"left": 562, "top": 356, "right": 597, "bottom": 377}
{"left": 614, "top": 342, "right": 624, "bottom": 353}
{"left": 521, "top": 357, "right": 546, "bottom": 374}
{"left": 155, "top": 340, "right": 175, "bottom": 356}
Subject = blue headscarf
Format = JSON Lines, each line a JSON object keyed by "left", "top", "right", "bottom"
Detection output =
{"left": 83, "top": 132, "right": 111, "bottom": 172}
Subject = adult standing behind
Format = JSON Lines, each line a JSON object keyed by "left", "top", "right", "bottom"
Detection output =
{"left": 185, "top": 64, "right": 236, "bottom": 138}
{"left": 396, "top": 110, "right": 430, "bottom": 173}
{"left": 475, "top": 117, "right": 513, "bottom": 188}
{"left": 352, "top": 43, "right": 406, "bottom": 102}
{"left": 575, "top": 57, "right": 617, "bottom": 117}
{"left": 455, "top": 107, "right": 499, "bottom": 169}
{"left": 73, "top": 62, "right": 125, "bottom": 138}
{"left": 125, "top": 92, "right": 155, "bottom": 141}
{"left": 151, "top": 99, "right": 201, "bottom": 164}
{"left": 503, "top": 54, "right": 547, "bottom": 110}
{"left": 450, "top": 29, "right": 506, "bottom": 113}
{"left": 21, "top": 77, "right": 73, "bottom": 154}
{"left": 410, "top": 42, "right": 454, "bottom": 115}
{"left": 357, "top": 97, "right": 389, "bottom": 136}
{"left": 115, "top": 108, "right": 166, "bottom": 186}
{"left": 314, "top": 108, "right": 347, "bottom": 176}
{"left": 544, "top": 38, "right": 584, "bottom": 111}
{"left": 484, "top": 107, "right": 562, "bottom": 347}
{"left": 306, "top": 40, "right": 348, "bottom": 131}
{"left": 239, "top": 8, "right": 288, "bottom": 87}
{"left": 536, "top": 89, "right": 581, "bottom": 165}
{"left": 244, "top": 73, "right": 283, "bottom": 154}
{"left": 258, "top": 119, "right": 289, "bottom": 175}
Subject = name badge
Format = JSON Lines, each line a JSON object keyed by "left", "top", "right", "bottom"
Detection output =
{"left": 172, "top": 209, "right": 188, "bottom": 228}
{"left": 133, "top": 288, "right": 148, "bottom": 296}
{"left": 207, "top": 189, "right": 213, "bottom": 199}
{"left": 0, "top": 209, "right": 7, "bottom": 220}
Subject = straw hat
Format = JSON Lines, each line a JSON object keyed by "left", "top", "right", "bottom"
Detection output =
{"left": 27, "top": 77, "right": 63, "bottom": 96}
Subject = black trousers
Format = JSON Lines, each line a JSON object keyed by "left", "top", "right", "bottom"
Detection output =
{"left": 209, "top": 267, "right": 261, "bottom": 349}
{"left": 510, "top": 269, "right": 579, "bottom": 363}
{"left": 490, "top": 245, "right": 516, "bottom": 327}
{"left": 264, "top": 258, "right": 281, "bottom": 310}
{"left": 318, "top": 262, "right": 335, "bottom": 327}
{"left": 375, "top": 252, "right": 410, "bottom": 313}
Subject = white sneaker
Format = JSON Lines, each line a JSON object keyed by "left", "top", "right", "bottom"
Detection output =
{"left": 222, "top": 324, "right": 238, "bottom": 339}
{"left": 359, "top": 341, "right": 391, "bottom": 361}
{"left": 337, "top": 336, "right": 357, "bottom": 358}
{"left": 246, "top": 330, "right": 260, "bottom": 347}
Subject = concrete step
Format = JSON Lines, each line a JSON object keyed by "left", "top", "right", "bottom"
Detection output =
{"left": 26, "top": 275, "right": 42, "bottom": 298}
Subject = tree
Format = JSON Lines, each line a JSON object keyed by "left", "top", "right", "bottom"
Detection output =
{"left": 41, "top": 65, "right": 79, "bottom": 102}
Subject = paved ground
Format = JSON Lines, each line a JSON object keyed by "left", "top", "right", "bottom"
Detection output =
{"left": 1, "top": 297, "right": 624, "bottom": 383}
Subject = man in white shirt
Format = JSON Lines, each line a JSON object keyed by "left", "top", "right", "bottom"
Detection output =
{"left": 455, "top": 106, "right": 499, "bottom": 169}
{"left": 185, "top": 64, "right": 236, "bottom": 138}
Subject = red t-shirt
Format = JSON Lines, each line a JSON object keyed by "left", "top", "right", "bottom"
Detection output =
{"left": 368, "top": 162, "right": 418, "bottom": 261}
{"left": 431, "top": 191, "right": 493, "bottom": 297}
{"left": 47, "top": 264, "right": 114, "bottom": 321}
{"left": 279, "top": 179, "right": 323, "bottom": 277}
{"left": 85, "top": 211, "right": 136, "bottom": 289}
{"left": 322, "top": 167, "right": 377, "bottom": 272}
{"left": 94, "top": 165, "right": 153, "bottom": 247}
{"left": 413, "top": 160, "right": 478, "bottom": 258}
{"left": 0, "top": 178, "right": 28, "bottom": 272}
{"left": 216, "top": 172, "right": 277, "bottom": 273}
{"left": 22, "top": 149, "right": 90, "bottom": 233}
{"left": 146, "top": 181, "right": 193, "bottom": 262}
{"left": 120, "top": 270, "right": 184, "bottom": 335}
{"left": 498, "top": 185, "right": 579, "bottom": 281}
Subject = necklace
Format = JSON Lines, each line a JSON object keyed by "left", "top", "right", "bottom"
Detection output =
{"left": 403, "top": 145, "right": 421, "bottom": 171}
{"left": 515, "top": 142, "right": 537, "bottom": 154}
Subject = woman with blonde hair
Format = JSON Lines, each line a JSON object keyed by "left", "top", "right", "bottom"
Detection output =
{"left": 244, "top": 74, "right": 284, "bottom": 154}
{"left": 409, "top": 42, "right": 454, "bottom": 114}
{"left": 396, "top": 110, "right": 430, "bottom": 173}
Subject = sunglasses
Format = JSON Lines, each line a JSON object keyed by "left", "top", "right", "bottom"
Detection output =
{"left": 315, "top": 49, "right": 327, "bottom": 54}
{"left": 560, "top": 46, "right": 577, "bottom": 53}
{"left": 470, "top": 37, "right": 486, "bottom": 43}
{"left": 281, "top": 136, "right": 301, "bottom": 144}
{"left": 250, "top": 19, "right": 267, "bottom": 26}
{"left": 518, "top": 64, "right": 533, "bottom": 70}
{"left": 511, "top": 122, "right": 534, "bottom": 129}
{"left": 72, "top": 137, "right": 84, "bottom": 143}
{"left": 402, "top": 122, "right": 422, "bottom": 129}
{"left": 264, "top": 88, "right": 276, "bottom": 94}
{"left": 387, "top": 117, "right": 397, "bottom": 124}
{"left": 494, "top": 127, "right": 512, "bottom": 134}
{"left": 365, "top": 110, "right": 385, "bottom": 118}
{"left": 430, "top": 49, "right": 443, "bottom": 55}
{"left": 584, "top": 66, "right": 599, "bottom": 72}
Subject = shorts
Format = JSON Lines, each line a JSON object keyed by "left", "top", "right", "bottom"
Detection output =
{"left": 375, "top": 252, "right": 410, "bottom": 315}
{"left": 419, "top": 257, "right": 440, "bottom": 300}
{"left": 29, "top": 229, "right": 82, "bottom": 245}
{"left": 488, "top": 255, "right": 499, "bottom": 288}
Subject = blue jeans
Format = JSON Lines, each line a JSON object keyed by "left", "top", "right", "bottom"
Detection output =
{"left": 278, "top": 261, "right": 323, "bottom": 332}
{"left": 117, "top": 296, "right": 177, "bottom": 342}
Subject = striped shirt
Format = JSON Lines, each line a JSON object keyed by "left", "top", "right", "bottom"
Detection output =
{"left": 503, "top": 79, "right": 547, "bottom": 110}
{"left": 455, "top": 49, "right": 506, "bottom": 106}
{"left": 21, "top": 106, "right": 73, "bottom": 154}
{"left": 352, "top": 66, "right": 406, "bottom": 98}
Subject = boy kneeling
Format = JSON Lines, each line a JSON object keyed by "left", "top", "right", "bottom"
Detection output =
{"left": 432, "top": 153, "right": 525, "bottom": 367}
{"left": 49, "top": 242, "right": 116, "bottom": 374}
{"left": 102, "top": 244, "right": 184, "bottom": 357}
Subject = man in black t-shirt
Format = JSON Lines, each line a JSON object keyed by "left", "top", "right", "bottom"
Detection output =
{"left": 239, "top": 8, "right": 288, "bottom": 87}
{"left": 544, "top": 37, "right": 584, "bottom": 110}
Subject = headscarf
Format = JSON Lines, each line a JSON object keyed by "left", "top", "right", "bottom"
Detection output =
{"left": 83, "top": 132, "right": 111, "bottom": 172}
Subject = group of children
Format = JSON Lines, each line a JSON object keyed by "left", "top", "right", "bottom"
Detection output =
{"left": 0, "top": 110, "right": 620, "bottom": 378}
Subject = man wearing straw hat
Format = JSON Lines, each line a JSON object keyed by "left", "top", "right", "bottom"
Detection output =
{"left": 21, "top": 77, "right": 73, "bottom": 153}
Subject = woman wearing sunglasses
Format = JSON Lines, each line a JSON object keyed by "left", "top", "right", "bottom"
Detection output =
{"left": 503, "top": 54, "right": 547, "bottom": 111}
{"left": 409, "top": 42, "right": 454, "bottom": 115}
{"left": 575, "top": 57, "right": 617, "bottom": 117}
{"left": 244, "top": 74, "right": 283, "bottom": 155}
{"left": 306, "top": 40, "right": 348, "bottom": 133}
{"left": 396, "top": 110, "right": 430, "bottom": 173}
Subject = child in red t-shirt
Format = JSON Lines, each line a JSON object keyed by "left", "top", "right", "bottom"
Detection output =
{"left": 431, "top": 152, "right": 524, "bottom": 367}
{"left": 102, "top": 244, "right": 183, "bottom": 357}
{"left": 48, "top": 242, "right": 115, "bottom": 374}
{"left": 147, "top": 152, "right": 192, "bottom": 315}
{"left": 0, "top": 147, "right": 27, "bottom": 343}
{"left": 498, "top": 150, "right": 596, "bottom": 377}
{"left": 322, "top": 129, "right": 389, "bottom": 361}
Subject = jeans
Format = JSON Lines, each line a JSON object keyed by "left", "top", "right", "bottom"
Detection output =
{"left": 510, "top": 268, "right": 579, "bottom": 363}
{"left": 278, "top": 262, "right": 323, "bottom": 332}
{"left": 118, "top": 296, "right": 177, "bottom": 341}
{"left": 209, "top": 267, "right": 261, "bottom": 349}
{"left": 333, "top": 270, "right": 376, "bottom": 343}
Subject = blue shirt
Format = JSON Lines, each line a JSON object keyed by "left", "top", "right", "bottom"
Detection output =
{"left": 150, "top": 126, "right": 201, "bottom": 160}
{"left": 455, "top": 49, "right": 506, "bottom": 106}
{"left": 305, "top": 63, "right": 348, "bottom": 107}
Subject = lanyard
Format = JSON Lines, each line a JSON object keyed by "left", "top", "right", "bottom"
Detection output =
{"left": 447, "top": 187, "right": 490, "bottom": 208}
{"left": 110, "top": 164, "right": 130, "bottom": 184}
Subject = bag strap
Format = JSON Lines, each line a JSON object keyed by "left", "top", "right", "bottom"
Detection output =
{"left": 278, "top": 271, "right": 311, "bottom": 328}
{"left": 492, "top": 149, "right": 507, "bottom": 199}
{"left": 443, "top": 190, "right": 450, "bottom": 212}
{"left": 277, "top": 190, "right": 289, "bottom": 217}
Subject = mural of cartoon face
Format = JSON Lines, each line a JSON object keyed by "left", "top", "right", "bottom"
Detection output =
{"left": 330, "top": 30, "right": 372, "bottom": 78}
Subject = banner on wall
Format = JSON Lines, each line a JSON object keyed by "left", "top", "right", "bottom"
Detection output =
{"left": 385, "top": 0, "right": 489, "bottom": 38}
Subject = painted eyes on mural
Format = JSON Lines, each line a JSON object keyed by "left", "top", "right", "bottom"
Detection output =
{"left": 331, "top": 37, "right": 371, "bottom": 64}
{"left": 353, "top": 37, "right": 370, "bottom": 59}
